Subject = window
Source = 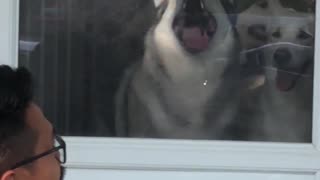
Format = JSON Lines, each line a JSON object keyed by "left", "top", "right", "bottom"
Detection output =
{"left": 18, "top": 0, "right": 315, "bottom": 143}
{"left": 2, "top": 0, "right": 320, "bottom": 179}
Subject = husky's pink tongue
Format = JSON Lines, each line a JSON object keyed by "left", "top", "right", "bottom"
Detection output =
{"left": 182, "top": 27, "right": 209, "bottom": 51}
{"left": 276, "top": 70, "right": 299, "bottom": 91}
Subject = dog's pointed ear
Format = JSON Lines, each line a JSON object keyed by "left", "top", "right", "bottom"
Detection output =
{"left": 220, "top": 0, "right": 237, "bottom": 25}
{"left": 153, "top": 0, "right": 166, "bottom": 8}
{"left": 220, "top": 0, "right": 236, "bottom": 14}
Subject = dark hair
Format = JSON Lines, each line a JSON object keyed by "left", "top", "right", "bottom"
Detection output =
{"left": 0, "top": 65, "right": 36, "bottom": 175}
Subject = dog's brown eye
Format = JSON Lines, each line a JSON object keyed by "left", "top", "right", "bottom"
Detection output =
{"left": 157, "top": 0, "right": 168, "bottom": 19}
{"left": 247, "top": 24, "right": 267, "bottom": 41}
{"left": 297, "top": 30, "right": 312, "bottom": 40}
{"left": 272, "top": 31, "right": 281, "bottom": 38}
{"left": 258, "top": 0, "right": 268, "bottom": 9}
{"left": 157, "top": 8, "right": 165, "bottom": 18}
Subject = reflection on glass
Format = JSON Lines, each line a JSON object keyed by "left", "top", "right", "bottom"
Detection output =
{"left": 19, "top": 0, "right": 314, "bottom": 142}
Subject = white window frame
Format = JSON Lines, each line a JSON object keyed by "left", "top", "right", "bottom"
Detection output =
{"left": 1, "top": 0, "right": 320, "bottom": 177}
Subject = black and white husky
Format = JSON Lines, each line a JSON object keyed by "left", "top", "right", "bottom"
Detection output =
{"left": 115, "top": 0, "right": 254, "bottom": 139}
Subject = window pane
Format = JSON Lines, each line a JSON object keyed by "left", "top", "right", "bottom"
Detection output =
{"left": 19, "top": 0, "right": 315, "bottom": 142}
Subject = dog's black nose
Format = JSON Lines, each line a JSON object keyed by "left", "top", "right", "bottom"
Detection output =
{"left": 274, "top": 48, "right": 292, "bottom": 67}
{"left": 183, "top": 0, "right": 205, "bottom": 13}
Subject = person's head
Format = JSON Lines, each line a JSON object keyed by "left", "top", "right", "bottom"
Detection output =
{"left": 0, "top": 65, "right": 66, "bottom": 180}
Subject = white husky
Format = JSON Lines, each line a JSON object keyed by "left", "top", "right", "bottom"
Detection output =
{"left": 238, "top": 0, "right": 314, "bottom": 142}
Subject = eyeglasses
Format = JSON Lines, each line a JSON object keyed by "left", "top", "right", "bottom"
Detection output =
{"left": 10, "top": 135, "right": 66, "bottom": 170}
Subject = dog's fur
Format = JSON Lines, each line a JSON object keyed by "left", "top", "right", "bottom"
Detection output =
{"left": 236, "top": 0, "right": 282, "bottom": 51}
{"left": 115, "top": 0, "right": 252, "bottom": 139}
{"left": 239, "top": 1, "right": 315, "bottom": 142}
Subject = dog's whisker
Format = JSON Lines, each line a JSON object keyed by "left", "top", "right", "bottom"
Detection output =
{"left": 240, "top": 42, "right": 313, "bottom": 54}
{"left": 215, "top": 57, "right": 229, "bottom": 61}
{"left": 262, "top": 66, "right": 313, "bottom": 78}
